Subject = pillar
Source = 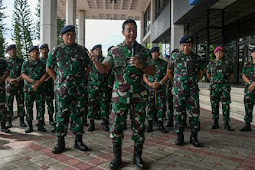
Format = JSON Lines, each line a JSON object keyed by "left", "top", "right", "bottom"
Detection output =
{"left": 78, "top": 10, "right": 85, "bottom": 46}
{"left": 66, "top": 0, "right": 76, "bottom": 26}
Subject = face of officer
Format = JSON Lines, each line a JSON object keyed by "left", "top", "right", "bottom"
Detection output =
{"left": 180, "top": 43, "right": 192, "bottom": 56}
{"left": 252, "top": 52, "right": 255, "bottom": 63}
{"left": 30, "top": 50, "right": 40, "bottom": 61}
{"left": 92, "top": 48, "right": 102, "bottom": 57}
{"left": 122, "top": 23, "right": 137, "bottom": 46}
{"left": 40, "top": 48, "right": 49, "bottom": 58}
{"left": 8, "top": 48, "right": 17, "bottom": 58}
{"left": 152, "top": 51, "right": 160, "bottom": 61}
{"left": 215, "top": 50, "right": 224, "bottom": 61}
{"left": 62, "top": 31, "right": 75, "bottom": 46}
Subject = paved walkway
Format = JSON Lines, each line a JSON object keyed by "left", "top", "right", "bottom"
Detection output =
{"left": 0, "top": 108, "right": 255, "bottom": 170}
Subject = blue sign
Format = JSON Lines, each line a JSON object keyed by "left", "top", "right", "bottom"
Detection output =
{"left": 189, "top": 0, "right": 200, "bottom": 5}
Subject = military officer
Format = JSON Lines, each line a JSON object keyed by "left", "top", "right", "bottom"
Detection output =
{"left": 21, "top": 46, "right": 48, "bottom": 133}
{"left": 207, "top": 46, "right": 233, "bottom": 131}
{"left": 143, "top": 47, "right": 168, "bottom": 133}
{"left": 0, "top": 57, "right": 10, "bottom": 133}
{"left": 46, "top": 25, "right": 91, "bottom": 154}
{"left": 240, "top": 47, "right": 255, "bottom": 131}
{"left": 5, "top": 44, "right": 26, "bottom": 128}
{"left": 89, "top": 19, "right": 155, "bottom": 170}
{"left": 87, "top": 44, "right": 110, "bottom": 131}
{"left": 39, "top": 44, "right": 55, "bottom": 126}
{"left": 167, "top": 35, "right": 204, "bottom": 147}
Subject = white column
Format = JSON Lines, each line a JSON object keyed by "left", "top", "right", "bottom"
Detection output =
{"left": 140, "top": 12, "right": 145, "bottom": 45}
{"left": 66, "top": 0, "right": 76, "bottom": 26}
{"left": 171, "top": 0, "right": 184, "bottom": 51}
{"left": 40, "top": 0, "right": 57, "bottom": 49}
{"left": 78, "top": 10, "right": 85, "bottom": 46}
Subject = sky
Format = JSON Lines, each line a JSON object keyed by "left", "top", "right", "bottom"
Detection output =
{"left": 3, "top": 0, "right": 141, "bottom": 55}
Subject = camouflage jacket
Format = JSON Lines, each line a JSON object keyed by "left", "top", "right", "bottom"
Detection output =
{"left": 6, "top": 57, "right": 24, "bottom": 87}
{"left": 207, "top": 59, "right": 233, "bottom": 84}
{"left": 0, "top": 57, "right": 8, "bottom": 89}
{"left": 242, "top": 61, "right": 255, "bottom": 88}
{"left": 87, "top": 57, "right": 108, "bottom": 90}
{"left": 104, "top": 41, "right": 152, "bottom": 94}
{"left": 168, "top": 51, "right": 203, "bottom": 83}
{"left": 46, "top": 43, "right": 92, "bottom": 95}
{"left": 41, "top": 57, "right": 54, "bottom": 90}
{"left": 147, "top": 58, "right": 168, "bottom": 90}
{"left": 21, "top": 59, "right": 46, "bottom": 92}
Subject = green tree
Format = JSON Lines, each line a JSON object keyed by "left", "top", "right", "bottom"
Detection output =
{"left": 11, "top": 0, "right": 34, "bottom": 59}
{"left": 35, "top": 0, "right": 40, "bottom": 40}
{"left": 0, "top": 0, "right": 6, "bottom": 57}
{"left": 57, "top": 18, "right": 65, "bottom": 45}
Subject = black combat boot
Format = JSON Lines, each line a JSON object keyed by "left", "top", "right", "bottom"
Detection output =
{"left": 49, "top": 115, "right": 55, "bottom": 126}
{"left": 211, "top": 118, "right": 219, "bottom": 129}
{"left": 74, "top": 135, "right": 89, "bottom": 151}
{"left": 38, "top": 120, "right": 46, "bottom": 132}
{"left": 19, "top": 116, "right": 27, "bottom": 127}
{"left": 6, "top": 117, "right": 12, "bottom": 128}
{"left": 239, "top": 122, "right": 252, "bottom": 132}
{"left": 123, "top": 120, "right": 127, "bottom": 130}
{"left": 158, "top": 121, "right": 168, "bottom": 133}
{"left": 175, "top": 132, "right": 184, "bottom": 146}
{"left": 102, "top": 119, "right": 109, "bottom": 131}
{"left": 52, "top": 136, "right": 65, "bottom": 154}
{"left": 133, "top": 144, "right": 145, "bottom": 170}
{"left": 190, "top": 132, "right": 200, "bottom": 147}
{"left": 165, "top": 118, "right": 173, "bottom": 127}
{"left": 109, "top": 143, "right": 122, "bottom": 170}
{"left": 146, "top": 120, "right": 153, "bottom": 132}
{"left": 224, "top": 121, "right": 233, "bottom": 131}
{"left": 87, "top": 119, "right": 95, "bottom": 131}
{"left": 1, "top": 121, "right": 10, "bottom": 133}
{"left": 25, "top": 120, "right": 33, "bottom": 133}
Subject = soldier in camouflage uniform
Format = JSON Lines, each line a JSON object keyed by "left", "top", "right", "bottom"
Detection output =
{"left": 5, "top": 45, "right": 26, "bottom": 128}
{"left": 168, "top": 35, "right": 204, "bottom": 147}
{"left": 46, "top": 25, "right": 91, "bottom": 154}
{"left": 207, "top": 46, "right": 233, "bottom": 131}
{"left": 87, "top": 44, "right": 110, "bottom": 131}
{"left": 0, "top": 57, "right": 10, "bottom": 133}
{"left": 143, "top": 47, "right": 168, "bottom": 133}
{"left": 240, "top": 47, "right": 255, "bottom": 131}
{"left": 21, "top": 46, "right": 48, "bottom": 133}
{"left": 40, "top": 44, "right": 55, "bottom": 126}
{"left": 89, "top": 19, "right": 155, "bottom": 170}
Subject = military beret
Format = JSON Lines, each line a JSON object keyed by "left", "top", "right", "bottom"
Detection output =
{"left": 28, "top": 46, "right": 39, "bottom": 53}
{"left": 150, "top": 47, "right": 159, "bottom": 53}
{"left": 251, "top": 47, "right": 255, "bottom": 54}
{"left": 171, "top": 49, "right": 179, "bottom": 55}
{"left": 92, "top": 44, "right": 102, "bottom": 51}
{"left": 108, "top": 46, "right": 114, "bottom": 52}
{"left": 6, "top": 44, "right": 16, "bottom": 52}
{"left": 214, "top": 46, "right": 224, "bottom": 54}
{"left": 60, "top": 25, "right": 75, "bottom": 35}
{"left": 180, "top": 35, "right": 193, "bottom": 44}
{"left": 165, "top": 54, "right": 170, "bottom": 59}
{"left": 39, "top": 44, "right": 49, "bottom": 49}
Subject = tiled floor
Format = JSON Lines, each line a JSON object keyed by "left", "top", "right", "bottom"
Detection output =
{"left": 0, "top": 108, "right": 255, "bottom": 170}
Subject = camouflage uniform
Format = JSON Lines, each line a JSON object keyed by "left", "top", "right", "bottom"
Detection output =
{"left": 41, "top": 57, "right": 54, "bottom": 122}
{"left": 21, "top": 60, "right": 46, "bottom": 121}
{"left": 241, "top": 62, "right": 255, "bottom": 123}
{"left": 207, "top": 59, "right": 233, "bottom": 122}
{"left": 146, "top": 58, "right": 168, "bottom": 121}
{"left": 46, "top": 43, "right": 91, "bottom": 137}
{"left": 166, "top": 79, "right": 173, "bottom": 123}
{"left": 104, "top": 41, "right": 152, "bottom": 146}
{"left": 0, "top": 58, "right": 8, "bottom": 122}
{"left": 6, "top": 57, "right": 25, "bottom": 118}
{"left": 168, "top": 51, "right": 203, "bottom": 133}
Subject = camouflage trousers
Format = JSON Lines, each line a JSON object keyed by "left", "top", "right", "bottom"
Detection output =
{"left": 88, "top": 89, "right": 109, "bottom": 120}
{"left": 24, "top": 91, "right": 45, "bottom": 121}
{"left": 55, "top": 93, "right": 85, "bottom": 136}
{"left": 0, "top": 85, "right": 7, "bottom": 121}
{"left": 110, "top": 90, "right": 146, "bottom": 146}
{"left": 147, "top": 88, "right": 166, "bottom": 121}
{"left": 210, "top": 84, "right": 231, "bottom": 122}
{"left": 173, "top": 83, "right": 200, "bottom": 133}
{"left": 43, "top": 84, "right": 54, "bottom": 118}
{"left": 167, "top": 87, "right": 174, "bottom": 120}
{"left": 6, "top": 84, "right": 25, "bottom": 118}
{"left": 243, "top": 88, "right": 255, "bottom": 123}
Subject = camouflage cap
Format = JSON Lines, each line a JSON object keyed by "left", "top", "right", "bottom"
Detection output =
{"left": 6, "top": 44, "right": 16, "bottom": 52}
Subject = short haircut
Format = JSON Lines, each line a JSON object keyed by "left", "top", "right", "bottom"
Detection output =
{"left": 122, "top": 19, "right": 137, "bottom": 31}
